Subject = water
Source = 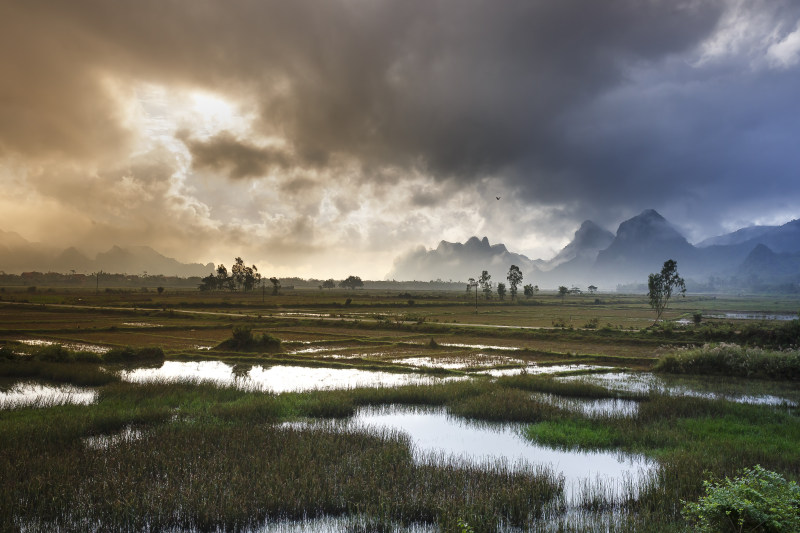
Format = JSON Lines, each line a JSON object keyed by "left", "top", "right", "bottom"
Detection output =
{"left": 16, "top": 338, "right": 110, "bottom": 354}
{"left": 120, "top": 361, "right": 459, "bottom": 392}
{"left": 0, "top": 382, "right": 96, "bottom": 409}
{"left": 298, "top": 405, "right": 654, "bottom": 504}
{"left": 532, "top": 392, "right": 640, "bottom": 417}
{"left": 558, "top": 372, "right": 798, "bottom": 406}
{"left": 707, "top": 312, "right": 797, "bottom": 321}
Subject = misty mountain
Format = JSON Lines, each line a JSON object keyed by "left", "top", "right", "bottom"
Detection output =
{"left": 736, "top": 244, "right": 800, "bottom": 282}
{"left": 547, "top": 221, "right": 615, "bottom": 270}
{"left": 591, "top": 209, "right": 697, "bottom": 285}
{"left": 0, "top": 231, "right": 213, "bottom": 277}
{"left": 696, "top": 225, "right": 777, "bottom": 247}
{"left": 389, "top": 209, "right": 800, "bottom": 289}
{"left": 388, "top": 236, "right": 537, "bottom": 283}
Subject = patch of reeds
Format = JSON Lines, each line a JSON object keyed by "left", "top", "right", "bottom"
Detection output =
{"left": 0, "top": 411, "right": 562, "bottom": 532}
{"left": 655, "top": 343, "right": 800, "bottom": 380}
{"left": 497, "top": 374, "right": 645, "bottom": 400}
{"left": 0, "top": 361, "right": 118, "bottom": 386}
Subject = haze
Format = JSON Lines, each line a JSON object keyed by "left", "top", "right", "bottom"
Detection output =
{"left": 2, "top": 1, "right": 799, "bottom": 279}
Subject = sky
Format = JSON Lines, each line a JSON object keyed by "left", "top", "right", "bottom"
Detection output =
{"left": 1, "top": 0, "right": 799, "bottom": 279}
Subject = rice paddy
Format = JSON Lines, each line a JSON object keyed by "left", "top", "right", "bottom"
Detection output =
{"left": 1, "top": 287, "right": 799, "bottom": 531}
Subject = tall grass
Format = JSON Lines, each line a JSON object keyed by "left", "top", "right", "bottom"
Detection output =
{"left": 655, "top": 343, "right": 800, "bottom": 380}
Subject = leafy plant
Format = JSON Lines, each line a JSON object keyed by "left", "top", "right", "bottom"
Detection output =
{"left": 682, "top": 465, "right": 800, "bottom": 532}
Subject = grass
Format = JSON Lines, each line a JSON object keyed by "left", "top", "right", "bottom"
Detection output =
{"left": 655, "top": 342, "right": 800, "bottom": 380}
{"left": 3, "top": 289, "right": 800, "bottom": 530}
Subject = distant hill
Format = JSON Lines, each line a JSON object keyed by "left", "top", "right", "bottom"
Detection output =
{"left": 0, "top": 231, "right": 213, "bottom": 277}
{"left": 388, "top": 209, "right": 800, "bottom": 290}
{"left": 388, "top": 236, "right": 537, "bottom": 283}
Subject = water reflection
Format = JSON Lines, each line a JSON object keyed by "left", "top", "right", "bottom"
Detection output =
{"left": 120, "top": 361, "right": 459, "bottom": 392}
{"left": 558, "top": 372, "right": 798, "bottom": 406}
{"left": 315, "top": 405, "right": 653, "bottom": 503}
{"left": 0, "top": 382, "right": 96, "bottom": 409}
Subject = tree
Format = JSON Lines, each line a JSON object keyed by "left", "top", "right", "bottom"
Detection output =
{"left": 569, "top": 285, "right": 581, "bottom": 295}
{"left": 231, "top": 257, "right": 245, "bottom": 291}
{"left": 478, "top": 270, "right": 492, "bottom": 300}
{"left": 339, "top": 275, "right": 364, "bottom": 290}
{"left": 587, "top": 285, "right": 597, "bottom": 295}
{"left": 321, "top": 279, "right": 336, "bottom": 289}
{"left": 199, "top": 273, "right": 217, "bottom": 291}
{"left": 215, "top": 264, "right": 229, "bottom": 291}
{"left": 558, "top": 285, "right": 569, "bottom": 301}
{"left": 523, "top": 284, "right": 538, "bottom": 298}
{"left": 496, "top": 282, "right": 507, "bottom": 300}
{"left": 269, "top": 277, "right": 281, "bottom": 295}
{"left": 243, "top": 265, "right": 260, "bottom": 292}
{"left": 648, "top": 259, "right": 686, "bottom": 324}
{"left": 506, "top": 265, "right": 523, "bottom": 301}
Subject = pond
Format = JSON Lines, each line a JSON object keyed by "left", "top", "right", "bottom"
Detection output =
{"left": 0, "top": 382, "right": 97, "bottom": 409}
{"left": 558, "top": 371, "right": 799, "bottom": 406}
{"left": 120, "top": 361, "right": 460, "bottom": 393}
{"left": 294, "top": 405, "right": 654, "bottom": 505}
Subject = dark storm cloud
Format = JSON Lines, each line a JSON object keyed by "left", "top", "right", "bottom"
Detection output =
{"left": 183, "top": 131, "right": 293, "bottom": 179}
{"left": 2, "top": 0, "right": 799, "bottom": 238}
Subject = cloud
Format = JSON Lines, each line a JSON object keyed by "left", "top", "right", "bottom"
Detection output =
{"left": 2, "top": 0, "right": 800, "bottom": 277}
{"left": 182, "top": 131, "right": 293, "bottom": 179}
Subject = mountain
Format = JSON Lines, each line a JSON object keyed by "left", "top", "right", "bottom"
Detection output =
{"left": 0, "top": 231, "right": 213, "bottom": 277}
{"left": 736, "top": 244, "right": 800, "bottom": 282}
{"left": 593, "top": 209, "right": 697, "bottom": 284}
{"left": 696, "top": 225, "right": 777, "bottom": 247}
{"left": 547, "top": 220, "right": 614, "bottom": 269}
{"left": 388, "top": 209, "right": 800, "bottom": 289}
{"left": 388, "top": 236, "right": 536, "bottom": 283}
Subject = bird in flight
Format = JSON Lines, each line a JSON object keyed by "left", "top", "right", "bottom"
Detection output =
{"left": 496, "top": 196, "right": 501, "bottom": 200}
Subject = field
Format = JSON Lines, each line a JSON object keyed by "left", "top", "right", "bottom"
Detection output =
{"left": 1, "top": 286, "right": 799, "bottom": 531}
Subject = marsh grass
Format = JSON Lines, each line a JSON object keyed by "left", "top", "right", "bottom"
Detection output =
{"left": 655, "top": 342, "right": 800, "bottom": 380}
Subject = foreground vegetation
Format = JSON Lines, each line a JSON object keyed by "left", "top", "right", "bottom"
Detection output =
{"left": 2, "top": 288, "right": 799, "bottom": 531}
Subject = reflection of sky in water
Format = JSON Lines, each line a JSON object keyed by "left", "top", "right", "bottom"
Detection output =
{"left": 16, "top": 338, "right": 110, "bottom": 354}
{"left": 0, "top": 382, "right": 96, "bottom": 409}
{"left": 121, "top": 361, "right": 457, "bottom": 392}
{"left": 532, "top": 393, "right": 640, "bottom": 417}
{"left": 559, "top": 372, "right": 797, "bottom": 406}
{"left": 306, "top": 405, "right": 653, "bottom": 503}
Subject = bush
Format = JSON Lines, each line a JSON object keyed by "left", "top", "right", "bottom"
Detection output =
{"left": 33, "top": 344, "right": 72, "bottom": 362}
{"left": 104, "top": 346, "right": 165, "bottom": 363}
{"left": 655, "top": 343, "right": 800, "bottom": 380}
{"left": 682, "top": 465, "right": 800, "bottom": 532}
{"left": 217, "top": 325, "right": 282, "bottom": 352}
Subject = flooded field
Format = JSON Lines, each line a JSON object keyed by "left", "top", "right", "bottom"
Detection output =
{"left": 558, "top": 371, "right": 799, "bottom": 406}
{"left": 343, "top": 405, "right": 653, "bottom": 503}
{"left": 120, "top": 361, "right": 460, "bottom": 392}
{"left": 0, "top": 382, "right": 97, "bottom": 409}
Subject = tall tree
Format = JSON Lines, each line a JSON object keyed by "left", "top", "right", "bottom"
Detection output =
{"left": 558, "top": 285, "right": 569, "bottom": 301}
{"left": 497, "top": 282, "right": 507, "bottom": 300}
{"left": 339, "top": 275, "right": 364, "bottom": 290}
{"left": 506, "top": 265, "right": 523, "bottom": 301}
{"left": 478, "top": 270, "right": 492, "bottom": 300}
{"left": 215, "top": 264, "right": 229, "bottom": 291}
{"left": 648, "top": 259, "right": 686, "bottom": 324}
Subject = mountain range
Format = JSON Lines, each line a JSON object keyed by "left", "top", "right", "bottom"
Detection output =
{"left": 388, "top": 209, "right": 800, "bottom": 289}
{"left": 0, "top": 230, "right": 213, "bottom": 277}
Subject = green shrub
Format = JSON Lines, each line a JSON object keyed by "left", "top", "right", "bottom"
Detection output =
{"left": 104, "top": 346, "right": 165, "bottom": 363}
{"left": 33, "top": 344, "right": 72, "bottom": 362}
{"left": 216, "top": 325, "right": 282, "bottom": 352}
{"left": 682, "top": 465, "right": 800, "bottom": 532}
{"left": 655, "top": 343, "right": 800, "bottom": 380}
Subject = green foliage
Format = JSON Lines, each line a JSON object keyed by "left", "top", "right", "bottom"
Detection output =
{"left": 496, "top": 282, "right": 507, "bottom": 300}
{"left": 655, "top": 343, "right": 800, "bottom": 380}
{"left": 648, "top": 259, "right": 686, "bottom": 323}
{"left": 682, "top": 465, "right": 800, "bottom": 532}
{"left": 103, "top": 346, "right": 165, "bottom": 363}
{"left": 339, "top": 275, "right": 364, "bottom": 290}
{"left": 506, "top": 264, "right": 523, "bottom": 301}
{"left": 216, "top": 325, "right": 282, "bottom": 352}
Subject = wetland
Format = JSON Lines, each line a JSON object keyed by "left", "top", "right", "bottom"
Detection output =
{"left": 1, "top": 287, "right": 799, "bottom": 531}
